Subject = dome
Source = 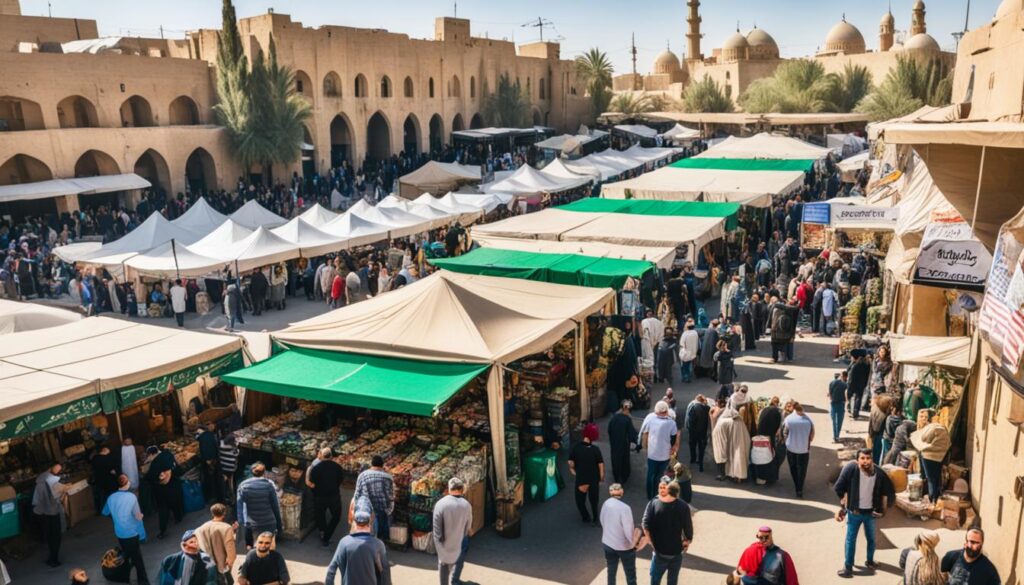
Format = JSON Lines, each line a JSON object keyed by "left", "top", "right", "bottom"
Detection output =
{"left": 821, "top": 19, "right": 866, "bottom": 55}
{"left": 996, "top": 0, "right": 1023, "bottom": 19}
{"left": 914, "top": 0, "right": 925, "bottom": 9}
{"left": 880, "top": 11, "right": 895, "bottom": 26}
{"left": 653, "top": 49, "right": 681, "bottom": 74}
{"left": 746, "top": 27, "right": 780, "bottom": 59}
{"left": 904, "top": 32, "right": 940, "bottom": 52}
{"left": 721, "top": 31, "right": 749, "bottom": 62}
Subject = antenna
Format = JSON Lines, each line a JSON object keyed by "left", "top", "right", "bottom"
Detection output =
{"left": 521, "top": 17, "right": 555, "bottom": 42}
{"left": 631, "top": 33, "right": 638, "bottom": 77}
{"left": 47, "top": 1, "right": 51, "bottom": 17}
{"left": 953, "top": 0, "right": 971, "bottom": 50}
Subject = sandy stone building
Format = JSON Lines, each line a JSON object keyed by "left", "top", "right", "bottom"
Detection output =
{"left": 614, "top": 0, "right": 955, "bottom": 107}
{"left": 0, "top": 0, "right": 590, "bottom": 216}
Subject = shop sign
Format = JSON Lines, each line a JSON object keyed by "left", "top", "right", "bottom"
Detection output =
{"left": 914, "top": 238, "right": 992, "bottom": 292}
{"left": 830, "top": 205, "right": 900, "bottom": 227}
{"left": 801, "top": 203, "right": 830, "bottom": 224}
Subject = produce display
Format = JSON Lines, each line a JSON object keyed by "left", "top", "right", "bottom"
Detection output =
{"left": 844, "top": 295, "right": 865, "bottom": 333}
{"left": 162, "top": 437, "right": 200, "bottom": 467}
{"left": 864, "top": 278, "right": 883, "bottom": 307}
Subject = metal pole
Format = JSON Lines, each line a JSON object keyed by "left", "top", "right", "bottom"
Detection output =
{"left": 171, "top": 238, "right": 181, "bottom": 281}
{"left": 971, "top": 146, "right": 986, "bottom": 232}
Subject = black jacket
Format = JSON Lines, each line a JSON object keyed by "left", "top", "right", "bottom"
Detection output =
{"left": 833, "top": 461, "right": 895, "bottom": 514}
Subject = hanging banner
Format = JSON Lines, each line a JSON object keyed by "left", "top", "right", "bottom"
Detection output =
{"left": 830, "top": 205, "right": 900, "bottom": 228}
{"left": 979, "top": 227, "right": 1024, "bottom": 371}
{"left": 914, "top": 222, "right": 992, "bottom": 292}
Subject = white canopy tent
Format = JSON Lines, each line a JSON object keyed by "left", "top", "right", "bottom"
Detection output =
{"left": 123, "top": 239, "right": 229, "bottom": 279}
{"left": 614, "top": 124, "right": 659, "bottom": 139}
{"left": 271, "top": 217, "right": 347, "bottom": 258}
{"left": 187, "top": 220, "right": 254, "bottom": 259}
{"left": 377, "top": 195, "right": 456, "bottom": 227}
{"left": 600, "top": 166, "right": 803, "bottom": 207}
{"left": 172, "top": 197, "right": 228, "bottom": 235}
{"left": 473, "top": 234, "right": 677, "bottom": 270}
{"left": 0, "top": 173, "right": 153, "bottom": 203}
{"left": 828, "top": 133, "right": 868, "bottom": 156}
{"left": 350, "top": 203, "right": 437, "bottom": 238}
{"left": 213, "top": 227, "right": 300, "bottom": 273}
{"left": 622, "top": 144, "right": 682, "bottom": 164}
{"left": 58, "top": 212, "right": 202, "bottom": 264}
{"left": 320, "top": 212, "right": 392, "bottom": 248}
{"left": 0, "top": 299, "right": 81, "bottom": 335}
{"left": 838, "top": 151, "right": 871, "bottom": 183}
{"left": 541, "top": 158, "right": 600, "bottom": 181}
{"left": 298, "top": 203, "right": 340, "bottom": 228}
{"left": 412, "top": 193, "right": 484, "bottom": 225}
{"left": 696, "top": 132, "right": 831, "bottom": 160}
{"left": 228, "top": 200, "right": 288, "bottom": 229}
{"left": 483, "top": 164, "right": 590, "bottom": 197}
{"left": 450, "top": 192, "right": 514, "bottom": 214}
{"left": 660, "top": 124, "right": 701, "bottom": 143}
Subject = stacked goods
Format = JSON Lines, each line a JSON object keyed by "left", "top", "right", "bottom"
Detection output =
{"left": 843, "top": 295, "right": 865, "bottom": 333}
{"left": 337, "top": 430, "right": 412, "bottom": 474}
{"left": 163, "top": 437, "right": 200, "bottom": 467}
{"left": 864, "top": 278, "right": 883, "bottom": 307}
{"left": 866, "top": 305, "right": 889, "bottom": 334}
{"left": 449, "top": 402, "right": 489, "bottom": 434}
{"left": 553, "top": 338, "right": 575, "bottom": 360}
{"left": 838, "top": 333, "right": 866, "bottom": 360}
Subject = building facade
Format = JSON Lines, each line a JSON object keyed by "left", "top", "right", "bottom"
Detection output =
{"left": 0, "top": 1, "right": 591, "bottom": 214}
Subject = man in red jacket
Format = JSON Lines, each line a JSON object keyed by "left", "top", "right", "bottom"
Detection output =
{"left": 727, "top": 526, "right": 800, "bottom": 585}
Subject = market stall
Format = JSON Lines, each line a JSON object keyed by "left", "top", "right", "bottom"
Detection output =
{"left": 398, "top": 161, "right": 482, "bottom": 198}
{"left": 172, "top": 197, "right": 229, "bottom": 236}
{"left": 429, "top": 248, "right": 654, "bottom": 289}
{"left": 228, "top": 199, "right": 288, "bottom": 230}
{"left": 298, "top": 203, "right": 341, "bottom": 228}
{"left": 471, "top": 235, "right": 677, "bottom": 270}
{"left": 598, "top": 166, "right": 804, "bottom": 206}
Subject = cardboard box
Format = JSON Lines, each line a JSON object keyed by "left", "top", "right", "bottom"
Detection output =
{"left": 64, "top": 485, "right": 94, "bottom": 528}
{"left": 467, "top": 481, "right": 485, "bottom": 536}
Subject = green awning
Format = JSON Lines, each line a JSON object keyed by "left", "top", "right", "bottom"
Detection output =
{"left": 430, "top": 247, "right": 654, "bottom": 289}
{"left": 557, "top": 198, "right": 740, "bottom": 230}
{"left": 669, "top": 158, "right": 816, "bottom": 173}
{"left": 221, "top": 348, "right": 488, "bottom": 417}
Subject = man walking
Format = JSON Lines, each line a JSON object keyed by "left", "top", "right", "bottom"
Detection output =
{"left": 145, "top": 444, "right": 184, "bottom": 539}
{"left": 33, "top": 463, "right": 66, "bottom": 567}
{"left": 833, "top": 449, "right": 895, "bottom": 578}
{"left": 600, "top": 483, "right": 638, "bottom": 585}
{"left": 821, "top": 282, "right": 838, "bottom": 336}
{"left": 236, "top": 463, "right": 282, "bottom": 550}
{"left": 237, "top": 532, "right": 289, "bottom": 585}
{"left": 782, "top": 402, "right": 814, "bottom": 498}
{"left": 684, "top": 395, "right": 711, "bottom": 472}
{"left": 195, "top": 503, "right": 237, "bottom": 585}
{"left": 568, "top": 424, "right": 604, "bottom": 524}
{"left": 677, "top": 320, "right": 699, "bottom": 383}
{"left": 828, "top": 372, "right": 849, "bottom": 442}
{"left": 433, "top": 477, "right": 472, "bottom": 585}
{"left": 727, "top": 526, "right": 799, "bottom": 585}
{"left": 157, "top": 530, "right": 219, "bottom": 585}
{"left": 607, "top": 400, "right": 638, "bottom": 485}
{"left": 170, "top": 278, "right": 187, "bottom": 327}
{"left": 353, "top": 455, "right": 395, "bottom": 542}
{"left": 307, "top": 448, "right": 345, "bottom": 547}
{"left": 642, "top": 479, "right": 694, "bottom": 585}
{"left": 325, "top": 497, "right": 391, "bottom": 585}
{"left": 847, "top": 354, "right": 871, "bottom": 420}
{"left": 102, "top": 474, "right": 149, "bottom": 585}
{"left": 640, "top": 401, "right": 679, "bottom": 500}
{"left": 197, "top": 422, "right": 221, "bottom": 503}
{"left": 940, "top": 528, "right": 1001, "bottom": 584}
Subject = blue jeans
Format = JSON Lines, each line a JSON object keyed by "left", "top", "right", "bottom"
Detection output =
{"left": 870, "top": 433, "right": 883, "bottom": 464}
{"left": 879, "top": 438, "right": 892, "bottom": 463}
{"left": 603, "top": 544, "right": 637, "bottom": 585}
{"left": 649, "top": 552, "right": 682, "bottom": 585}
{"left": 848, "top": 392, "right": 863, "bottom": 418}
{"left": 830, "top": 402, "right": 845, "bottom": 440}
{"left": 646, "top": 459, "right": 670, "bottom": 500}
{"left": 679, "top": 361, "right": 693, "bottom": 383}
{"left": 439, "top": 536, "right": 469, "bottom": 585}
{"left": 373, "top": 510, "right": 390, "bottom": 542}
{"left": 844, "top": 512, "right": 876, "bottom": 569}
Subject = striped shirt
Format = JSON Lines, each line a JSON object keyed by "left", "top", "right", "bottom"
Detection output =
{"left": 219, "top": 441, "right": 238, "bottom": 474}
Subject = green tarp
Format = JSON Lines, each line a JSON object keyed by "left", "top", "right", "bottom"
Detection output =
{"left": 429, "top": 247, "right": 653, "bottom": 289}
{"left": 669, "top": 158, "right": 816, "bottom": 173}
{"left": 221, "top": 348, "right": 488, "bottom": 417}
{"left": 557, "top": 198, "right": 740, "bottom": 230}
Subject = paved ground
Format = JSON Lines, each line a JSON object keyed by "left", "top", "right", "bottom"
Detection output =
{"left": 11, "top": 297, "right": 969, "bottom": 584}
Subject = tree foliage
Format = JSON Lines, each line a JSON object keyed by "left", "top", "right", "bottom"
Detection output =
{"left": 681, "top": 75, "right": 734, "bottom": 113}
{"left": 826, "top": 64, "right": 874, "bottom": 114}
{"left": 857, "top": 55, "right": 952, "bottom": 121}
{"left": 574, "top": 48, "right": 614, "bottom": 119}
{"left": 739, "top": 60, "right": 873, "bottom": 114}
{"left": 609, "top": 92, "right": 656, "bottom": 115}
{"left": 482, "top": 74, "right": 530, "bottom": 127}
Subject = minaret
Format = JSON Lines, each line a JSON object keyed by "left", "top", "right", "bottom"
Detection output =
{"left": 686, "top": 0, "right": 703, "bottom": 63}
{"left": 880, "top": 7, "right": 895, "bottom": 52}
{"left": 911, "top": 0, "right": 926, "bottom": 35}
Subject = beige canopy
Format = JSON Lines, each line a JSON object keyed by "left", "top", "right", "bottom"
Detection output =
{"left": 275, "top": 271, "right": 613, "bottom": 493}
{"left": 0, "top": 299, "right": 81, "bottom": 334}
{"left": 889, "top": 334, "right": 974, "bottom": 370}
{"left": 398, "top": 161, "right": 482, "bottom": 197}
{"left": 473, "top": 235, "right": 677, "bottom": 270}
{"left": 0, "top": 317, "right": 243, "bottom": 435}
{"left": 599, "top": 166, "right": 802, "bottom": 207}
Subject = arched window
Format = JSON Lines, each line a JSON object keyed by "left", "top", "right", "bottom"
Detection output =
{"left": 449, "top": 75, "right": 461, "bottom": 98}
{"left": 404, "top": 77, "right": 414, "bottom": 98}
{"left": 323, "top": 72, "right": 341, "bottom": 97}
{"left": 354, "top": 74, "right": 368, "bottom": 98}
{"left": 380, "top": 76, "right": 392, "bottom": 98}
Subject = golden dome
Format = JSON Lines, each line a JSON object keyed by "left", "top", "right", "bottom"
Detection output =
{"left": 653, "top": 49, "right": 681, "bottom": 74}
{"left": 996, "top": 0, "right": 1023, "bottom": 19}
{"left": 821, "top": 19, "right": 866, "bottom": 55}
{"left": 880, "top": 11, "right": 895, "bottom": 26}
{"left": 723, "top": 31, "right": 749, "bottom": 50}
{"left": 746, "top": 27, "right": 780, "bottom": 60}
{"left": 904, "top": 32, "right": 940, "bottom": 52}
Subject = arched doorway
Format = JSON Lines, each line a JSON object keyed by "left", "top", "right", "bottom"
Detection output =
{"left": 366, "top": 112, "right": 391, "bottom": 162}
{"left": 168, "top": 95, "right": 201, "bottom": 125}
{"left": 302, "top": 126, "right": 316, "bottom": 178}
{"left": 0, "top": 154, "right": 56, "bottom": 220}
{"left": 133, "top": 149, "right": 171, "bottom": 197}
{"left": 185, "top": 147, "right": 216, "bottom": 193}
{"left": 294, "top": 70, "right": 313, "bottom": 105}
{"left": 119, "top": 95, "right": 154, "bottom": 127}
{"left": 354, "top": 74, "right": 368, "bottom": 98}
{"left": 429, "top": 114, "right": 444, "bottom": 154}
{"left": 0, "top": 96, "right": 45, "bottom": 131}
{"left": 323, "top": 72, "right": 341, "bottom": 98}
{"left": 380, "top": 76, "right": 392, "bottom": 98}
{"left": 56, "top": 95, "right": 98, "bottom": 128}
{"left": 403, "top": 114, "right": 420, "bottom": 155}
{"left": 329, "top": 114, "right": 352, "bottom": 167}
{"left": 470, "top": 113, "right": 484, "bottom": 129}
{"left": 451, "top": 113, "right": 465, "bottom": 143}
{"left": 74, "top": 149, "right": 120, "bottom": 177}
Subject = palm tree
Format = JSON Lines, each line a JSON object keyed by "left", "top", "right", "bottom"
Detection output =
{"left": 482, "top": 74, "right": 530, "bottom": 127}
{"left": 825, "top": 64, "right": 873, "bottom": 113}
{"left": 609, "top": 92, "right": 654, "bottom": 115}
{"left": 856, "top": 55, "right": 952, "bottom": 121}
{"left": 265, "top": 37, "right": 312, "bottom": 171}
{"left": 739, "top": 60, "right": 833, "bottom": 113}
{"left": 575, "top": 48, "right": 614, "bottom": 118}
{"left": 856, "top": 83, "right": 923, "bottom": 121}
{"left": 681, "top": 75, "right": 734, "bottom": 113}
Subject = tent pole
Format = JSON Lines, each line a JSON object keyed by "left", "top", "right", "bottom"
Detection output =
{"left": 171, "top": 238, "right": 181, "bottom": 281}
{"left": 115, "top": 410, "right": 124, "bottom": 443}
{"left": 970, "top": 146, "right": 986, "bottom": 232}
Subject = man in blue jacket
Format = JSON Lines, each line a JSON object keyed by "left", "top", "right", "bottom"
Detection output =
{"left": 157, "top": 530, "right": 218, "bottom": 585}
{"left": 325, "top": 496, "right": 391, "bottom": 585}
{"left": 236, "top": 463, "right": 282, "bottom": 550}
{"left": 833, "top": 449, "right": 895, "bottom": 578}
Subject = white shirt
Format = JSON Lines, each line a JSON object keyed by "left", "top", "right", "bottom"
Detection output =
{"left": 170, "top": 284, "right": 187, "bottom": 313}
{"left": 600, "top": 497, "right": 635, "bottom": 551}
{"left": 678, "top": 329, "right": 699, "bottom": 362}
{"left": 640, "top": 414, "right": 677, "bottom": 462}
{"left": 858, "top": 469, "right": 876, "bottom": 510}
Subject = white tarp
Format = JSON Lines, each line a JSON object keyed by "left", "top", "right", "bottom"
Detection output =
{"left": 271, "top": 217, "right": 347, "bottom": 258}
{"left": 660, "top": 124, "right": 701, "bottom": 142}
{"left": 828, "top": 133, "right": 868, "bottom": 156}
{"left": 320, "top": 212, "right": 392, "bottom": 248}
{"left": 541, "top": 158, "right": 599, "bottom": 181}
{"left": 228, "top": 200, "right": 288, "bottom": 229}
{"left": 614, "top": 124, "right": 659, "bottom": 138}
{"left": 0, "top": 299, "right": 81, "bottom": 335}
{"left": 298, "top": 203, "right": 340, "bottom": 228}
{"left": 377, "top": 195, "right": 456, "bottom": 228}
{"left": 622, "top": 144, "right": 681, "bottom": 164}
{"left": 838, "top": 151, "right": 871, "bottom": 182}
{"left": 600, "top": 166, "right": 803, "bottom": 207}
{"left": 59, "top": 212, "right": 202, "bottom": 264}
{"left": 696, "top": 132, "right": 831, "bottom": 160}
{"left": 888, "top": 335, "right": 973, "bottom": 370}
{"left": 0, "top": 179, "right": 84, "bottom": 202}
{"left": 484, "top": 164, "right": 590, "bottom": 196}
{"left": 73, "top": 174, "right": 151, "bottom": 195}
{"left": 187, "top": 220, "right": 254, "bottom": 259}
{"left": 472, "top": 235, "right": 677, "bottom": 270}
{"left": 124, "top": 240, "right": 228, "bottom": 278}
{"left": 450, "top": 193, "right": 514, "bottom": 214}
{"left": 413, "top": 193, "right": 484, "bottom": 225}
{"left": 914, "top": 222, "right": 992, "bottom": 291}
{"left": 172, "top": 197, "right": 228, "bottom": 235}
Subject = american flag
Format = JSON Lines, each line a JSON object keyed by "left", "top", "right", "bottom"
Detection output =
{"left": 979, "top": 232, "right": 1024, "bottom": 371}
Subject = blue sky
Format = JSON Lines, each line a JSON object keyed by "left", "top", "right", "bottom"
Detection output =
{"left": 22, "top": 0, "right": 1000, "bottom": 73}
